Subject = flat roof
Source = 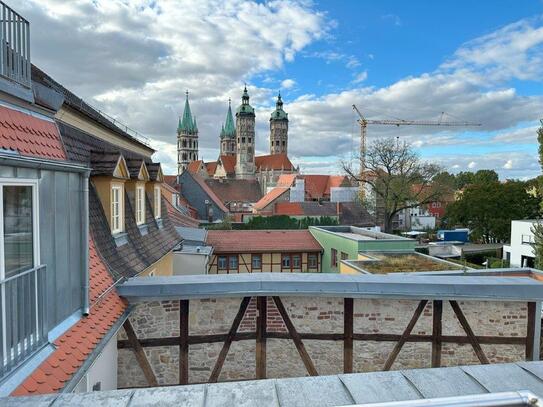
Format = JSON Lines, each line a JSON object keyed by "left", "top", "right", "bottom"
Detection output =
{"left": 5, "top": 361, "right": 543, "bottom": 406}
{"left": 311, "top": 226, "right": 413, "bottom": 242}
{"left": 117, "top": 271, "right": 543, "bottom": 303}
{"left": 346, "top": 252, "right": 464, "bottom": 274}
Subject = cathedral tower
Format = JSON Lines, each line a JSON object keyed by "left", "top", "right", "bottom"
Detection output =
{"left": 220, "top": 98, "right": 236, "bottom": 156}
{"left": 235, "top": 86, "right": 256, "bottom": 179}
{"left": 177, "top": 91, "right": 199, "bottom": 174}
{"left": 269, "top": 92, "right": 288, "bottom": 155}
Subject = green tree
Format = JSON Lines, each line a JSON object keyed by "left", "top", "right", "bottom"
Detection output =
{"left": 532, "top": 120, "right": 543, "bottom": 268}
{"left": 445, "top": 180, "right": 539, "bottom": 243}
{"left": 472, "top": 169, "right": 499, "bottom": 185}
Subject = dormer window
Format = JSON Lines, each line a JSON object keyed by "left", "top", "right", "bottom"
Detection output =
{"left": 135, "top": 185, "right": 145, "bottom": 225}
{"left": 154, "top": 185, "right": 161, "bottom": 219}
{"left": 111, "top": 183, "right": 124, "bottom": 234}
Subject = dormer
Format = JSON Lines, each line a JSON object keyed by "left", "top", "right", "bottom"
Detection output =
{"left": 147, "top": 162, "right": 164, "bottom": 223}
{"left": 126, "top": 159, "right": 150, "bottom": 228}
{"left": 90, "top": 151, "right": 130, "bottom": 236}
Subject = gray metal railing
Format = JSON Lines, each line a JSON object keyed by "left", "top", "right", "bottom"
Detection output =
{"left": 0, "top": 265, "right": 47, "bottom": 379}
{"left": 0, "top": 2, "right": 30, "bottom": 88}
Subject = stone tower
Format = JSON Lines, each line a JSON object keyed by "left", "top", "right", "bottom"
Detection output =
{"left": 177, "top": 91, "right": 199, "bottom": 174}
{"left": 269, "top": 92, "right": 288, "bottom": 155}
{"left": 235, "top": 86, "right": 256, "bottom": 179}
{"left": 220, "top": 98, "right": 236, "bottom": 156}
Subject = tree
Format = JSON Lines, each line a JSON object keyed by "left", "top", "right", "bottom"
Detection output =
{"left": 532, "top": 120, "right": 543, "bottom": 267}
{"left": 444, "top": 180, "right": 539, "bottom": 243}
{"left": 343, "top": 138, "right": 454, "bottom": 233}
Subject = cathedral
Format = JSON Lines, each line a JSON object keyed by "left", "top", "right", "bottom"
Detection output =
{"left": 176, "top": 86, "right": 298, "bottom": 192}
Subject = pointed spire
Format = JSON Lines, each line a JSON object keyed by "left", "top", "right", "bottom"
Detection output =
{"left": 178, "top": 90, "right": 197, "bottom": 134}
{"left": 223, "top": 98, "right": 236, "bottom": 138}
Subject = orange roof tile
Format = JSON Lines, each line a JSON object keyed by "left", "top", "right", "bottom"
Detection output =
{"left": 205, "top": 161, "right": 218, "bottom": 176}
{"left": 11, "top": 237, "right": 127, "bottom": 397}
{"left": 0, "top": 105, "right": 66, "bottom": 161}
{"left": 303, "top": 175, "right": 329, "bottom": 199}
{"left": 274, "top": 202, "right": 304, "bottom": 216}
{"left": 255, "top": 153, "right": 295, "bottom": 171}
{"left": 276, "top": 174, "right": 297, "bottom": 187}
{"left": 163, "top": 175, "right": 178, "bottom": 188}
{"left": 207, "top": 230, "right": 323, "bottom": 253}
{"left": 253, "top": 187, "right": 289, "bottom": 211}
{"left": 219, "top": 155, "right": 236, "bottom": 174}
{"left": 187, "top": 160, "right": 204, "bottom": 174}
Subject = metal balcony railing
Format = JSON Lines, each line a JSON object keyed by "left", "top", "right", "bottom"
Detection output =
{"left": 0, "top": 265, "right": 47, "bottom": 380}
{"left": 0, "top": 2, "right": 30, "bottom": 88}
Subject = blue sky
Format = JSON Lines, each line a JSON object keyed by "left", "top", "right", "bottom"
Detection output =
{"left": 18, "top": 0, "right": 543, "bottom": 179}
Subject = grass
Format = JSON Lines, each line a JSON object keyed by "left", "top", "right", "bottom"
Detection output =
{"left": 360, "top": 253, "right": 464, "bottom": 274}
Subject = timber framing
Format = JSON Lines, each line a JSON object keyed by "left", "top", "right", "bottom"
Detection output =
{"left": 117, "top": 297, "right": 539, "bottom": 386}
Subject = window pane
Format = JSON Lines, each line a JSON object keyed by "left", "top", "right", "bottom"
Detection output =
{"left": 282, "top": 255, "right": 290, "bottom": 268}
{"left": 218, "top": 256, "right": 227, "bottom": 269}
{"left": 3, "top": 185, "right": 33, "bottom": 278}
{"left": 229, "top": 256, "right": 238, "bottom": 269}
{"left": 293, "top": 255, "right": 301, "bottom": 268}
{"left": 252, "top": 255, "right": 261, "bottom": 269}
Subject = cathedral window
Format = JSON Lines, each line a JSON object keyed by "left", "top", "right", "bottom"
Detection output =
{"left": 182, "top": 140, "right": 187, "bottom": 148}
{"left": 282, "top": 141, "right": 286, "bottom": 146}
{"left": 248, "top": 137, "right": 251, "bottom": 143}
{"left": 242, "top": 137, "right": 245, "bottom": 143}
{"left": 276, "top": 140, "right": 279, "bottom": 146}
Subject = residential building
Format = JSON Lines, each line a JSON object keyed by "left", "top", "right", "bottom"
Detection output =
{"left": 177, "top": 171, "right": 229, "bottom": 221}
{"left": 172, "top": 227, "right": 212, "bottom": 275}
{"left": 503, "top": 220, "right": 539, "bottom": 267}
{"left": 206, "top": 230, "right": 323, "bottom": 273}
{"left": 309, "top": 226, "right": 416, "bottom": 272}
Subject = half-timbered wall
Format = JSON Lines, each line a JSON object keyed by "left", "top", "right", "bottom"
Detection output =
{"left": 117, "top": 296, "right": 532, "bottom": 387}
{"left": 207, "top": 252, "right": 321, "bottom": 273}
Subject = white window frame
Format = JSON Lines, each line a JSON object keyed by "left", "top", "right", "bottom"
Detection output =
{"left": 0, "top": 178, "right": 40, "bottom": 363}
{"left": 135, "top": 185, "right": 145, "bottom": 225}
{"left": 154, "top": 185, "right": 161, "bottom": 219}
{"left": 111, "top": 183, "right": 124, "bottom": 234}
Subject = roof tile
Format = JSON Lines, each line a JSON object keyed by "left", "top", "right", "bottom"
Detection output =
{"left": 207, "top": 230, "right": 323, "bottom": 253}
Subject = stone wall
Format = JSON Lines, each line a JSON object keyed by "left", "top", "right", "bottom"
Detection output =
{"left": 117, "top": 297, "right": 529, "bottom": 388}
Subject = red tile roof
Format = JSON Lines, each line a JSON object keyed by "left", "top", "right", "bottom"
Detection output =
{"left": 303, "top": 175, "right": 329, "bottom": 199}
{"left": 163, "top": 175, "right": 178, "bottom": 189}
{"left": 165, "top": 198, "right": 200, "bottom": 228}
{"left": 205, "top": 161, "right": 218, "bottom": 176}
{"left": 274, "top": 202, "right": 304, "bottom": 216}
{"left": 187, "top": 160, "right": 204, "bottom": 174}
{"left": 276, "top": 174, "right": 297, "bottom": 187}
{"left": 218, "top": 155, "right": 236, "bottom": 174}
{"left": 207, "top": 230, "right": 323, "bottom": 253}
{"left": 253, "top": 187, "right": 289, "bottom": 211}
{"left": 12, "top": 237, "right": 127, "bottom": 396}
{"left": 255, "top": 153, "right": 295, "bottom": 171}
{"left": 0, "top": 105, "right": 66, "bottom": 160}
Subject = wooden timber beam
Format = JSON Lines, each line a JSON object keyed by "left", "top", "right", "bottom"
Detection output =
{"left": 526, "top": 302, "right": 536, "bottom": 361}
{"left": 256, "top": 296, "right": 267, "bottom": 379}
{"left": 432, "top": 300, "right": 443, "bottom": 368}
{"left": 344, "top": 298, "right": 353, "bottom": 373}
{"left": 449, "top": 300, "right": 490, "bottom": 365}
{"left": 273, "top": 296, "right": 318, "bottom": 376}
{"left": 123, "top": 319, "right": 158, "bottom": 387}
{"left": 209, "top": 296, "right": 251, "bottom": 383}
{"left": 179, "top": 300, "right": 189, "bottom": 385}
{"left": 383, "top": 300, "right": 428, "bottom": 371}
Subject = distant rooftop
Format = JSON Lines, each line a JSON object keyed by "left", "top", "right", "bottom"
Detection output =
{"left": 346, "top": 252, "right": 465, "bottom": 274}
{"left": 5, "top": 361, "right": 543, "bottom": 406}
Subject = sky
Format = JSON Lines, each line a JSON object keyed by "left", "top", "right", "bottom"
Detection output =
{"left": 12, "top": 0, "right": 543, "bottom": 179}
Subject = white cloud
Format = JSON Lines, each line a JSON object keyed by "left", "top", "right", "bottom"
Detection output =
{"left": 503, "top": 159, "right": 514, "bottom": 169}
{"left": 281, "top": 79, "right": 296, "bottom": 89}
{"left": 352, "top": 71, "right": 368, "bottom": 84}
{"left": 468, "top": 161, "right": 477, "bottom": 169}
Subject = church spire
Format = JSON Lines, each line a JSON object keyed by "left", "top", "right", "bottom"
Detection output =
{"left": 223, "top": 98, "right": 235, "bottom": 138}
{"left": 178, "top": 91, "right": 197, "bottom": 134}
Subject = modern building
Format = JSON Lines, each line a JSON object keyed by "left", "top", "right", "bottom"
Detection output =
{"left": 503, "top": 220, "right": 539, "bottom": 267}
{"left": 309, "top": 226, "right": 416, "bottom": 273}
{"left": 206, "top": 230, "right": 323, "bottom": 273}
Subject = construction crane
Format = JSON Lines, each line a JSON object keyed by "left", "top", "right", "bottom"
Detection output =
{"left": 352, "top": 104, "right": 481, "bottom": 179}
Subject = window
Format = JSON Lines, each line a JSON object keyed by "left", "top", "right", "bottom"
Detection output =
{"left": 154, "top": 186, "right": 161, "bottom": 219}
{"left": 228, "top": 255, "right": 238, "bottom": 272}
{"left": 522, "top": 234, "right": 535, "bottom": 244}
{"left": 1, "top": 183, "right": 37, "bottom": 278}
{"left": 281, "top": 254, "right": 291, "bottom": 270}
{"left": 275, "top": 140, "right": 279, "bottom": 146}
{"left": 248, "top": 137, "right": 252, "bottom": 144}
{"left": 292, "top": 254, "right": 301, "bottom": 268}
{"left": 242, "top": 137, "right": 246, "bottom": 143}
{"left": 308, "top": 254, "right": 318, "bottom": 269}
{"left": 111, "top": 184, "right": 123, "bottom": 234}
{"left": 341, "top": 252, "right": 348, "bottom": 261}
{"left": 252, "top": 254, "right": 262, "bottom": 270}
{"left": 218, "top": 256, "right": 227, "bottom": 270}
{"left": 331, "top": 248, "right": 338, "bottom": 268}
{"left": 135, "top": 185, "right": 145, "bottom": 225}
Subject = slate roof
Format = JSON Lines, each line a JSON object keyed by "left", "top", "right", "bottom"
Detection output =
{"left": 147, "top": 163, "right": 162, "bottom": 182}
{"left": 165, "top": 198, "right": 200, "bottom": 228}
{"left": 6, "top": 362, "right": 543, "bottom": 406}
{"left": 188, "top": 173, "right": 229, "bottom": 213}
{"left": 339, "top": 201, "right": 375, "bottom": 226}
{"left": 31, "top": 65, "right": 153, "bottom": 154}
{"left": 125, "top": 158, "right": 146, "bottom": 179}
{"left": 89, "top": 151, "right": 124, "bottom": 177}
{"left": 255, "top": 153, "right": 295, "bottom": 171}
{"left": 11, "top": 238, "right": 127, "bottom": 396}
{"left": 0, "top": 105, "right": 66, "bottom": 160}
{"left": 207, "top": 230, "right": 323, "bottom": 253}
{"left": 253, "top": 187, "right": 289, "bottom": 211}
{"left": 205, "top": 178, "right": 262, "bottom": 204}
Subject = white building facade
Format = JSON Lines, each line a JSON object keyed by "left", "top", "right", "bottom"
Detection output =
{"left": 502, "top": 220, "right": 538, "bottom": 267}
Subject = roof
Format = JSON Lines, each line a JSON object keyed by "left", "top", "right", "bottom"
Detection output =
{"left": 338, "top": 202, "right": 375, "bottom": 226}
{"left": 175, "top": 227, "right": 207, "bottom": 244}
{"left": 31, "top": 65, "right": 153, "bottom": 154}
{"left": 178, "top": 92, "right": 197, "bottom": 134}
{"left": 117, "top": 270, "right": 543, "bottom": 302}
{"left": 163, "top": 175, "right": 177, "bottom": 188}
{"left": 165, "top": 198, "right": 200, "bottom": 228}
{"left": 206, "top": 230, "right": 323, "bottom": 254}
{"left": 205, "top": 178, "right": 262, "bottom": 203}
{"left": 270, "top": 93, "right": 288, "bottom": 121}
{"left": 312, "top": 226, "right": 412, "bottom": 241}
{"left": 219, "top": 154, "right": 236, "bottom": 175}
{"left": 236, "top": 86, "right": 255, "bottom": 115}
{"left": 186, "top": 160, "right": 204, "bottom": 175}
{"left": 11, "top": 237, "right": 127, "bottom": 396}
{"left": 276, "top": 174, "right": 297, "bottom": 187}
{"left": 221, "top": 101, "right": 236, "bottom": 138}
{"left": 205, "top": 161, "right": 218, "bottom": 177}
{"left": 0, "top": 105, "right": 66, "bottom": 160}
{"left": 255, "top": 154, "right": 295, "bottom": 171}
{"left": 8, "top": 361, "right": 543, "bottom": 406}
{"left": 274, "top": 201, "right": 339, "bottom": 217}
{"left": 253, "top": 187, "right": 289, "bottom": 210}
{"left": 274, "top": 202, "right": 304, "bottom": 216}
{"left": 303, "top": 175, "right": 351, "bottom": 199}
{"left": 188, "top": 173, "right": 229, "bottom": 213}
{"left": 89, "top": 151, "right": 127, "bottom": 177}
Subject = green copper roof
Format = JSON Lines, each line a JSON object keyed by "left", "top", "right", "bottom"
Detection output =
{"left": 178, "top": 91, "right": 198, "bottom": 134}
{"left": 236, "top": 85, "right": 255, "bottom": 115}
{"left": 270, "top": 92, "right": 288, "bottom": 121}
{"left": 222, "top": 99, "right": 236, "bottom": 138}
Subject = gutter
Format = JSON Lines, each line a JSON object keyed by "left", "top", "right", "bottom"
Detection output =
{"left": 0, "top": 152, "right": 90, "bottom": 173}
{"left": 82, "top": 171, "right": 90, "bottom": 315}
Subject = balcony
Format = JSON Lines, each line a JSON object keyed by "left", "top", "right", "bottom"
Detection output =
{"left": 0, "top": 1, "right": 31, "bottom": 89}
{"left": 0, "top": 265, "right": 47, "bottom": 380}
